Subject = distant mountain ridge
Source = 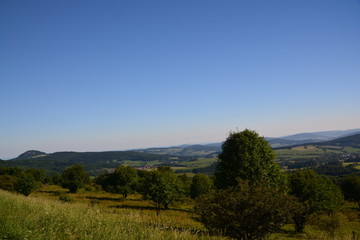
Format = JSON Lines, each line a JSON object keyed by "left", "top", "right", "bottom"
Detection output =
{"left": 134, "top": 129, "right": 360, "bottom": 155}
{"left": 318, "top": 133, "right": 360, "bottom": 148}
{"left": 1, "top": 128, "right": 359, "bottom": 176}
{"left": 279, "top": 129, "right": 360, "bottom": 141}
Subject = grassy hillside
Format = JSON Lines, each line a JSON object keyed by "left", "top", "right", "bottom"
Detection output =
{"left": 0, "top": 188, "right": 218, "bottom": 240}
{"left": 2, "top": 186, "right": 360, "bottom": 240}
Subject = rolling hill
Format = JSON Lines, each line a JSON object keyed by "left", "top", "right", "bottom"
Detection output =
{"left": 318, "top": 133, "right": 360, "bottom": 148}
{"left": 279, "top": 129, "right": 360, "bottom": 141}
{"left": 0, "top": 150, "right": 193, "bottom": 176}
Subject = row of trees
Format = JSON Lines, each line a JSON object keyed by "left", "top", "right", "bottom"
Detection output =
{"left": 94, "top": 165, "right": 213, "bottom": 214}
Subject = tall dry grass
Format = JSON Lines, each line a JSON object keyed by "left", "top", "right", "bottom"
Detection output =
{"left": 0, "top": 189, "right": 217, "bottom": 240}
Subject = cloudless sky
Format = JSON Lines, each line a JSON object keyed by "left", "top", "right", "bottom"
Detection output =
{"left": 1, "top": 0, "right": 360, "bottom": 159}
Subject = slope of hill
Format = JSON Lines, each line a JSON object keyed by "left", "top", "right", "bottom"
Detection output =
{"left": 0, "top": 151, "right": 193, "bottom": 176}
{"left": 135, "top": 144, "right": 220, "bottom": 157}
{"left": 280, "top": 129, "right": 360, "bottom": 141}
{"left": 319, "top": 133, "right": 360, "bottom": 147}
{"left": 16, "top": 150, "right": 47, "bottom": 159}
{"left": 133, "top": 129, "right": 360, "bottom": 157}
{"left": 267, "top": 138, "right": 317, "bottom": 148}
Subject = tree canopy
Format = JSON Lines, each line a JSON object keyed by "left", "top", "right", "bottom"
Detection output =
{"left": 215, "top": 129, "right": 285, "bottom": 189}
{"left": 289, "top": 170, "right": 344, "bottom": 232}
{"left": 61, "top": 164, "right": 90, "bottom": 193}
{"left": 190, "top": 173, "right": 213, "bottom": 199}
{"left": 139, "top": 167, "right": 184, "bottom": 214}
{"left": 108, "top": 165, "right": 138, "bottom": 198}
{"left": 341, "top": 175, "right": 360, "bottom": 207}
{"left": 195, "top": 180, "right": 295, "bottom": 240}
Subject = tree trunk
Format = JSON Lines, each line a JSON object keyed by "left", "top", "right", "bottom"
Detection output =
{"left": 293, "top": 215, "right": 306, "bottom": 233}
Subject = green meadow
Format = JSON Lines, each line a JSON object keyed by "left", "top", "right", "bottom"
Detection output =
{"left": 2, "top": 185, "right": 360, "bottom": 240}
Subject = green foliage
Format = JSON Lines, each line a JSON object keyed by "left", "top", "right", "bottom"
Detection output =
{"left": 111, "top": 165, "right": 138, "bottom": 198}
{"left": 52, "top": 173, "right": 63, "bottom": 185}
{"left": 195, "top": 180, "right": 295, "bottom": 240}
{"left": 0, "top": 174, "right": 18, "bottom": 191}
{"left": 341, "top": 175, "right": 360, "bottom": 207}
{"left": 289, "top": 170, "right": 344, "bottom": 232}
{"left": 25, "top": 168, "right": 46, "bottom": 183}
{"left": 140, "top": 167, "right": 184, "bottom": 214}
{"left": 178, "top": 174, "right": 192, "bottom": 196}
{"left": 0, "top": 166, "right": 22, "bottom": 177}
{"left": 14, "top": 172, "right": 38, "bottom": 196}
{"left": 61, "top": 164, "right": 90, "bottom": 193}
{"left": 190, "top": 174, "right": 213, "bottom": 199}
{"left": 0, "top": 166, "right": 43, "bottom": 196}
{"left": 215, "top": 129, "right": 286, "bottom": 189}
{"left": 95, "top": 166, "right": 138, "bottom": 198}
{"left": 312, "top": 212, "right": 342, "bottom": 239}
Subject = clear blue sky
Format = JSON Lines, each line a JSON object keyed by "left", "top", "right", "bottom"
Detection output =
{"left": 1, "top": 0, "right": 360, "bottom": 159}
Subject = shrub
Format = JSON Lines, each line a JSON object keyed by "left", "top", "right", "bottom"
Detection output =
{"left": 59, "top": 194, "right": 75, "bottom": 203}
{"left": 14, "top": 172, "right": 39, "bottom": 196}
{"left": 61, "top": 164, "right": 90, "bottom": 193}
{"left": 195, "top": 180, "right": 295, "bottom": 240}
{"left": 289, "top": 170, "right": 344, "bottom": 233}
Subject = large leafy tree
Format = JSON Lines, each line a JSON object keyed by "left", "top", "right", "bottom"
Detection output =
{"left": 14, "top": 172, "right": 38, "bottom": 196}
{"left": 195, "top": 180, "right": 295, "bottom": 240}
{"left": 215, "top": 129, "right": 285, "bottom": 189}
{"left": 289, "top": 170, "right": 344, "bottom": 232}
{"left": 61, "top": 164, "right": 90, "bottom": 193}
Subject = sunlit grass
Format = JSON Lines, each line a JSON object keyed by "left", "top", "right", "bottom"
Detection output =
{"left": 0, "top": 189, "right": 221, "bottom": 240}
{"left": 2, "top": 185, "right": 360, "bottom": 240}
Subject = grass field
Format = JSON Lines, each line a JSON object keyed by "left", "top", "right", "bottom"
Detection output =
{"left": 0, "top": 188, "right": 219, "bottom": 240}
{"left": 275, "top": 145, "right": 360, "bottom": 161}
{"left": 2, "top": 185, "right": 360, "bottom": 240}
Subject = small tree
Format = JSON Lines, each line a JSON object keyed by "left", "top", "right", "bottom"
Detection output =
{"left": 289, "top": 170, "right": 344, "bottom": 233}
{"left": 195, "top": 180, "right": 295, "bottom": 240}
{"left": 61, "top": 164, "right": 90, "bottom": 193}
{"left": 215, "top": 129, "right": 285, "bottom": 189}
{"left": 111, "top": 165, "right": 138, "bottom": 198}
{"left": 140, "top": 167, "right": 184, "bottom": 214}
{"left": 190, "top": 174, "right": 213, "bottom": 199}
{"left": 341, "top": 175, "right": 360, "bottom": 208}
{"left": 14, "top": 172, "right": 38, "bottom": 196}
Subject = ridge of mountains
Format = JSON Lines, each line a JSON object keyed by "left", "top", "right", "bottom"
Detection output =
{"left": 135, "top": 128, "right": 360, "bottom": 155}
{"left": 1, "top": 128, "right": 359, "bottom": 175}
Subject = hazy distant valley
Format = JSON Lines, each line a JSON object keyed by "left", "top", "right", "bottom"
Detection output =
{"left": 1, "top": 128, "right": 359, "bottom": 176}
